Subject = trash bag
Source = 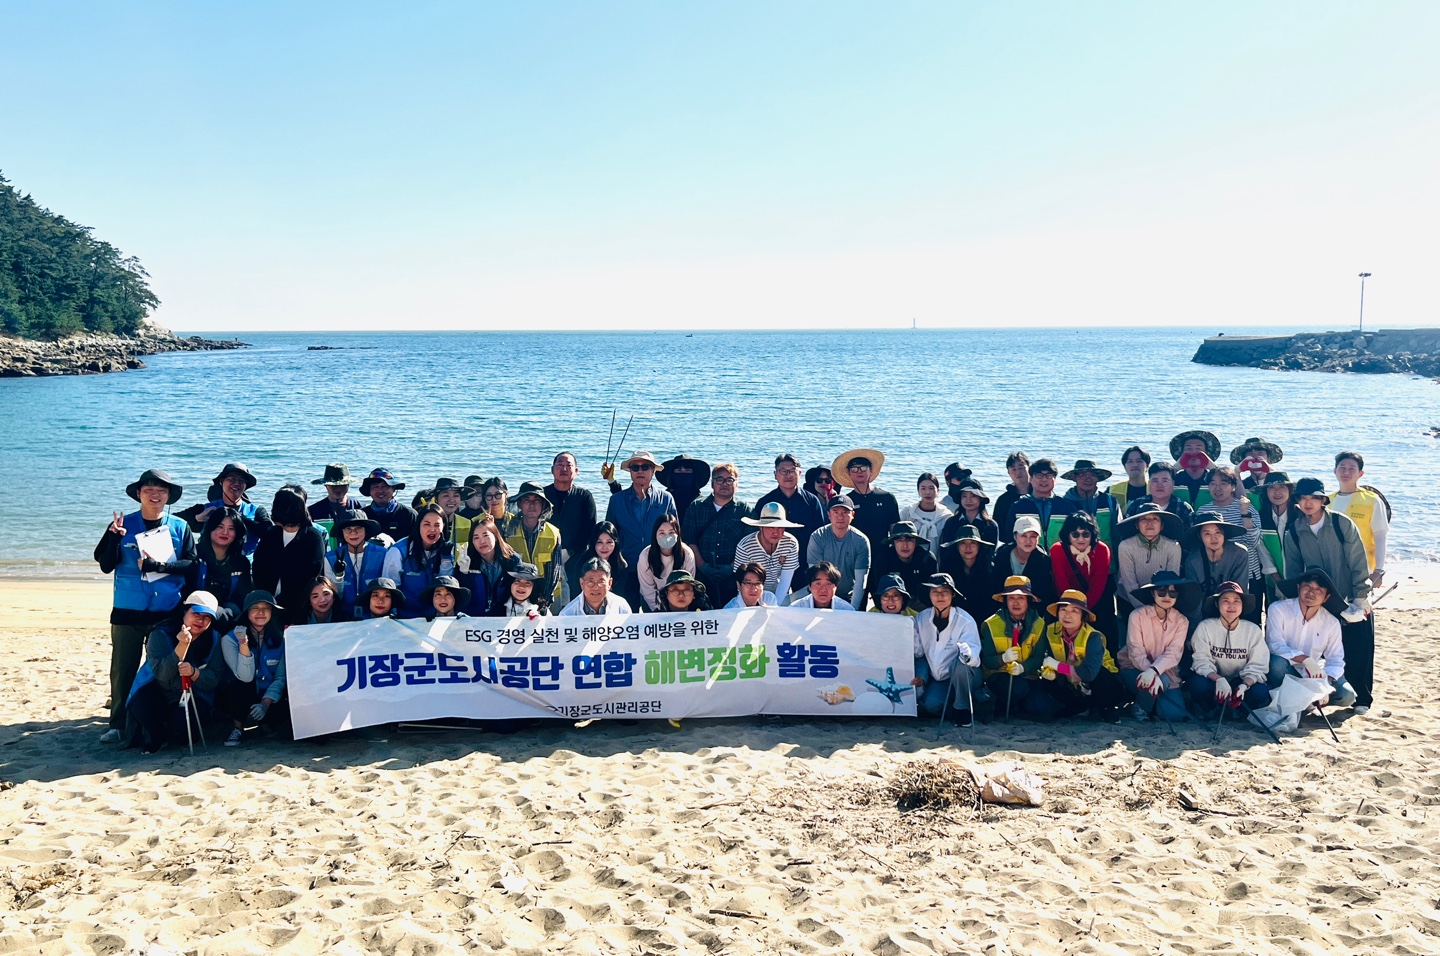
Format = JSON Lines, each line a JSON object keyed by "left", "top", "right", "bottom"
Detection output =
{"left": 1247, "top": 674, "right": 1331, "bottom": 735}
{"left": 967, "top": 761, "right": 1045, "bottom": 806}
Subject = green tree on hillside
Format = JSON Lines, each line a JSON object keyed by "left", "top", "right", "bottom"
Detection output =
{"left": 0, "top": 172, "right": 159, "bottom": 339}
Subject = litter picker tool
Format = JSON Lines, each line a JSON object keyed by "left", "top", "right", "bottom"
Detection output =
{"left": 1241, "top": 700, "right": 1283, "bottom": 745}
{"left": 1211, "top": 694, "right": 1229, "bottom": 744}
{"left": 612, "top": 415, "right": 634, "bottom": 469}
{"left": 603, "top": 410, "right": 617, "bottom": 465}
{"left": 1312, "top": 702, "right": 1341, "bottom": 744}
{"left": 179, "top": 674, "right": 207, "bottom": 756}
{"left": 1150, "top": 682, "right": 1177, "bottom": 737}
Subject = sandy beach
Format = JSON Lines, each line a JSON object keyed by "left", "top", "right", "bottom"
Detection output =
{"left": 2, "top": 571, "right": 1439, "bottom": 955}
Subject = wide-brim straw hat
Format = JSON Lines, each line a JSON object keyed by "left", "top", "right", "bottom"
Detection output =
{"left": 1047, "top": 588, "right": 1096, "bottom": 622}
{"left": 1229, "top": 437, "right": 1284, "bottom": 465}
{"left": 742, "top": 501, "right": 803, "bottom": 528}
{"left": 1061, "top": 459, "right": 1114, "bottom": 482}
{"left": 831, "top": 448, "right": 886, "bottom": 488}
{"left": 126, "top": 468, "right": 183, "bottom": 503}
{"left": 992, "top": 575, "right": 1038, "bottom": 603}
{"left": 1169, "top": 430, "right": 1221, "bottom": 461}
{"left": 621, "top": 451, "right": 665, "bottom": 473}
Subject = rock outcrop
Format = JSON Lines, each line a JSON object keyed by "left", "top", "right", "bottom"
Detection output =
{"left": 1193, "top": 329, "right": 1440, "bottom": 378}
{"left": 0, "top": 327, "right": 247, "bottom": 377}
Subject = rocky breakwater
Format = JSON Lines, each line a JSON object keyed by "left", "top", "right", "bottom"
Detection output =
{"left": 0, "top": 327, "right": 248, "bottom": 377}
{"left": 1193, "top": 328, "right": 1440, "bottom": 377}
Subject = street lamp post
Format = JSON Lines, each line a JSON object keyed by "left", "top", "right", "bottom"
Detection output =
{"left": 1358, "top": 272, "right": 1372, "bottom": 333}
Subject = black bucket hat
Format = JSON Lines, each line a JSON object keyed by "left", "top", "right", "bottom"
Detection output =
{"left": 657, "top": 454, "right": 711, "bottom": 488}
{"left": 922, "top": 572, "right": 959, "bottom": 596}
{"left": 1061, "top": 459, "right": 1114, "bottom": 482}
{"left": 941, "top": 523, "right": 995, "bottom": 548}
{"left": 508, "top": 562, "right": 545, "bottom": 582}
{"left": 952, "top": 479, "right": 990, "bottom": 504}
{"left": 1114, "top": 501, "right": 1184, "bottom": 543}
{"left": 512, "top": 481, "right": 551, "bottom": 508}
{"left": 1187, "top": 510, "right": 1247, "bottom": 546}
{"left": 1201, "top": 580, "right": 1256, "bottom": 619}
{"left": 360, "top": 577, "right": 406, "bottom": 608}
{"left": 873, "top": 572, "right": 910, "bottom": 599}
{"left": 1292, "top": 477, "right": 1331, "bottom": 504}
{"left": 126, "top": 468, "right": 183, "bottom": 503}
{"left": 334, "top": 508, "right": 381, "bottom": 538}
{"left": 433, "top": 477, "right": 463, "bottom": 495}
{"left": 1260, "top": 471, "right": 1295, "bottom": 491}
{"left": 1229, "top": 437, "right": 1284, "bottom": 465}
{"left": 1278, "top": 566, "right": 1348, "bottom": 618}
{"left": 1133, "top": 569, "right": 1198, "bottom": 614}
{"left": 884, "top": 521, "right": 927, "bottom": 546}
{"left": 420, "top": 575, "right": 472, "bottom": 610}
{"left": 213, "top": 462, "right": 258, "bottom": 489}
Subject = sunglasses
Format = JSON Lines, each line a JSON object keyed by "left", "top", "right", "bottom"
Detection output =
{"left": 714, "top": 476, "right": 737, "bottom": 484}
{"left": 1152, "top": 586, "right": 1178, "bottom": 597}
{"left": 1069, "top": 529, "right": 1093, "bottom": 538}
{"left": 630, "top": 463, "right": 653, "bottom": 471}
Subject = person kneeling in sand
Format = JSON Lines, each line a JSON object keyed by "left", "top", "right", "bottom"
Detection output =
{"left": 980, "top": 576, "right": 1045, "bottom": 718}
{"left": 558, "top": 557, "right": 634, "bottom": 616}
{"left": 1119, "top": 571, "right": 1191, "bottom": 723}
{"left": 1187, "top": 581, "right": 1271, "bottom": 719}
{"left": 1026, "top": 590, "right": 1125, "bottom": 723}
{"left": 217, "top": 590, "right": 291, "bottom": 746}
{"left": 1265, "top": 567, "right": 1357, "bottom": 709}
{"left": 911, "top": 573, "right": 989, "bottom": 726}
{"left": 125, "top": 591, "right": 223, "bottom": 755}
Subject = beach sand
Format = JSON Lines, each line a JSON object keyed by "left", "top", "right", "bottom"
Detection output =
{"left": 2, "top": 574, "right": 1438, "bottom": 955}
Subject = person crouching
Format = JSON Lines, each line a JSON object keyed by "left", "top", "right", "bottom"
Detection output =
{"left": 125, "top": 591, "right": 223, "bottom": 754}
{"left": 1026, "top": 590, "right": 1125, "bottom": 722}
{"left": 911, "top": 573, "right": 989, "bottom": 726}
{"left": 1187, "top": 581, "right": 1272, "bottom": 719}
{"left": 217, "top": 590, "right": 291, "bottom": 746}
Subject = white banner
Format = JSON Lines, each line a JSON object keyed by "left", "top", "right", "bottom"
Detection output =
{"left": 286, "top": 607, "right": 917, "bottom": 739}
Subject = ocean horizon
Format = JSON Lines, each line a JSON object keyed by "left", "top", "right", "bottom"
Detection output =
{"left": 2, "top": 326, "right": 1432, "bottom": 572}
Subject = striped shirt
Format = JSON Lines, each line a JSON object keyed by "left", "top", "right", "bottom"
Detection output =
{"left": 733, "top": 532, "right": 800, "bottom": 594}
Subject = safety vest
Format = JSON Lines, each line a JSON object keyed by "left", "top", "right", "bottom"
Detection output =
{"left": 232, "top": 500, "right": 264, "bottom": 555}
{"left": 1173, "top": 482, "right": 1212, "bottom": 511}
{"left": 1042, "top": 623, "right": 1119, "bottom": 674}
{"left": 506, "top": 521, "right": 562, "bottom": 598}
{"left": 1336, "top": 488, "right": 1381, "bottom": 571}
{"left": 1108, "top": 481, "right": 1149, "bottom": 520}
{"left": 253, "top": 639, "right": 285, "bottom": 697}
{"left": 113, "top": 512, "right": 190, "bottom": 613}
{"left": 981, "top": 613, "right": 1045, "bottom": 677}
{"left": 328, "top": 542, "right": 388, "bottom": 618}
{"left": 1258, "top": 529, "right": 1286, "bottom": 578}
{"left": 392, "top": 542, "right": 454, "bottom": 620}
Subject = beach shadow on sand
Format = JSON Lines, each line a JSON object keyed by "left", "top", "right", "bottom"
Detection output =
{"left": 0, "top": 707, "right": 1347, "bottom": 785}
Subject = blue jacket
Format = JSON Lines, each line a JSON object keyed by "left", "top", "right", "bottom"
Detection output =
{"left": 604, "top": 485, "right": 678, "bottom": 567}
{"left": 113, "top": 512, "right": 191, "bottom": 613}
{"left": 328, "top": 541, "right": 389, "bottom": 619}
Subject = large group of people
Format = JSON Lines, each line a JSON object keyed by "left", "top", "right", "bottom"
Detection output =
{"left": 95, "top": 430, "right": 1388, "bottom": 751}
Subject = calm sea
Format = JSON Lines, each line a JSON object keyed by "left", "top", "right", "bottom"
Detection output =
{"left": 1, "top": 327, "right": 1433, "bottom": 573}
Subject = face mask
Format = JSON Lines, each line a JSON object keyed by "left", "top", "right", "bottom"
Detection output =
{"left": 657, "top": 533, "right": 679, "bottom": 550}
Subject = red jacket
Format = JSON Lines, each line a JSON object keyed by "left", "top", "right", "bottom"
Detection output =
{"left": 1049, "top": 540, "right": 1111, "bottom": 607}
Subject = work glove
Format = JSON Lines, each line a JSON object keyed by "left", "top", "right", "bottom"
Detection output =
{"left": 1004, "top": 661, "right": 1025, "bottom": 677}
{"left": 601, "top": 462, "right": 616, "bottom": 482}
{"left": 1233, "top": 682, "right": 1248, "bottom": 699}
{"left": 248, "top": 703, "right": 268, "bottom": 722}
{"left": 1040, "top": 663, "right": 1058, "bottom": 681}
{"left": 1213, "top": 677, "right": 1232, "bottom": 702}
{"left": 1341, "top": 601, "right": 1368, "bottom": 624}
{"left": 140, "top": 557, "right": 170, "bottom": 574}
{"left": 958, "top": 648, "right": 979, "bottom": 668}
{"left": 1135, "top": 669, "right": 1157, "bottom": 692}
{"left": 1002, "top": 648, "right": 1020, "bottom": 664}
{"left": 1299, "top": 658, "right": 1327, "bottom": 680}
{"left": 1043, "top": 656, "right": 1060, "bottom": 672}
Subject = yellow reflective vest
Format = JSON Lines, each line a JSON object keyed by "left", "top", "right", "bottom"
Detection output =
{"left": 1335, "top": 488, "right": 1382, "bottom": 571}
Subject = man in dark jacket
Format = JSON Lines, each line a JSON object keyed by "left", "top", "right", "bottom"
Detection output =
{"left": 754, "top": 454, "right": 826, "bottom": 578}
{"left": 988, "top": 515, "right": 1056, "bottom": 609}
{"left": 993, "top": 452, "right": 1032, "bottom": 542}
{"left": 362, "top": 468, "right": 417, "bottom": 543}
{"left": 176, "top": 462, "right": 273, "bottom": 555}
{"left": 545, "top": 452, "right": 599, "bottom": 588}
{"left": 868, "top": 521, "right": 938, "bottom": 610}
{"left": 682, "top": 462, "right": 751, "bottom": 608}
{"left": 308, "top": 463, "right": 364, "bottom": 528}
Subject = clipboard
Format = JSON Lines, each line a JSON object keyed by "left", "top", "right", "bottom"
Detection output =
{"left": 135, "top": 526, "right": 175, "bottom": 582}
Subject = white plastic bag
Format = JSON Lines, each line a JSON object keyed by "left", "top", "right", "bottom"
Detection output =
{"left": 968, "top": 761, "right": 1045, "bottom": 806}
{"left": 1247, "top": 675, "right": 1331, "bottom": 735}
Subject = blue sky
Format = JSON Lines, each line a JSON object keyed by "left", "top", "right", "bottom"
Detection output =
{"left": 3, "top": 2, "right": 1437, "bottom": 330}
